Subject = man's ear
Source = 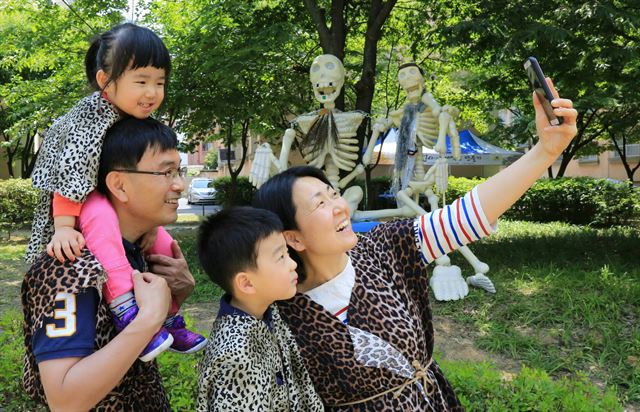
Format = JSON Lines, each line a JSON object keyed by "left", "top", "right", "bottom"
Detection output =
{"left": 105, "top": 171, "right": 128, "bottom": 203}
{"left": 283, "top": 230, "right": 305, "bottom": 252}
{"left": 96, "top": 69, "right": 110, "bottom": 90}
{"left": 233, "top": 272, "right": 256, "bottom": 296}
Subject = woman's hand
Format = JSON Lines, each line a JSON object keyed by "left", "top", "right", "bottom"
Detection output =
{"left": 534, "top": 78, "right": 578, "bottom": 160}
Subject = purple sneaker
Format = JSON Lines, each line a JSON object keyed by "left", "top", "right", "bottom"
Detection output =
{"left": 112, "top": 304, "right": 173, "bottom": 362}
{"left": 165, "top": 315, "right": 207, "bottom": 354}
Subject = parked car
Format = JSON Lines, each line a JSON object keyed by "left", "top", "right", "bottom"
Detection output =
{"left": 187, "top": 178, "right": 216, "bottom": 204}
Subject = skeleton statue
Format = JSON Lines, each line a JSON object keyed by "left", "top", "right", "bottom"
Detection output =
{"left": 378, "top": 62, "right": 496, "bottom": 300}
{"left": 250, "top": 54, "right": 410, "bottom": 218}
{"left": 249, "top": 54, "right": 494, "bottom": 301}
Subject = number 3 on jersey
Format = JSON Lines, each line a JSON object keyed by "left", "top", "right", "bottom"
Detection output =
{"left": 46, "top": 292, "right": 77, "bottom": 338}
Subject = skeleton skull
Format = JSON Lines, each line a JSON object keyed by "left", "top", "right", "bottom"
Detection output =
{"left": 398, "top": 64, "right": 425, "bottom": 103}
{"left": 310, "top": 54, "right": 345, "bottom": 106}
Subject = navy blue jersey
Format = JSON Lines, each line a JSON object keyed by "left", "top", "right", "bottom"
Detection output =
{"left": 32, "top": 288, "right": 99, "bottom": 363}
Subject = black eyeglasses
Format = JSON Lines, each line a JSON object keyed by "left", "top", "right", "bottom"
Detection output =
{"left": 113, "top": 167, "right": 187, "bottom": 181}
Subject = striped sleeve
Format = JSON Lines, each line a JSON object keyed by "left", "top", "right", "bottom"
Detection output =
{"left": 413, "top": 186, "right": 497, "bottom": 264}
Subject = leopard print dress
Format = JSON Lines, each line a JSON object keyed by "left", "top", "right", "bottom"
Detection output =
{"left": 26, "top": 92, "right": 120, "bottom": 263}
{"left": 22, "top": 249, "right": 170, "bottom": 411}
{"left": 278, "top": 218, "right": 483, "bottom": 411}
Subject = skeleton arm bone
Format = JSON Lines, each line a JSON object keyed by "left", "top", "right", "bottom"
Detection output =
{"left": 421, "top": 92, "right": 442, "bottom": 115}
{"left": 277, "top": 128, "right": 297, "bottom": 172}
{"left": 436, "top": 111, "right": 450, "bottom": 156}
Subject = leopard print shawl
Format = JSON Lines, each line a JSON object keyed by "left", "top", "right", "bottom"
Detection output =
{"left": 278, "top": 219, "right": 464, "bottom": 411}
{"left": 26, "top": 93, "right": 120, "bottom": 263}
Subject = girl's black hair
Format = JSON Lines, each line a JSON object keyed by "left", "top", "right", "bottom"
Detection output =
{"left": 85, "top": 23, "right": 171, "bottom": 91}
{"left": 252, "top": 166, "right": 333, "bottom": 282}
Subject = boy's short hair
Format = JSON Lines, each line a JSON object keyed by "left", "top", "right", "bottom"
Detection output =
{"left": 197, "top": 207, "right": 283, "bottom": 294}
{"left": 97, "top": 117, "right": 178, "bottom": 195}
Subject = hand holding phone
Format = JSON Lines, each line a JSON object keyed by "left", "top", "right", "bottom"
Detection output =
{"left": 524, "top": 57, "right": 563, "bottom": 126}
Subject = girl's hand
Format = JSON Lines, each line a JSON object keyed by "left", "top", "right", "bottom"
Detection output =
{"left": 46, "top": 227, "right": 85, "bottom": 262}
{"left": 533, "top": 78, "right": 578, "bottom": 159}
{"left": 139, "top": 226, "right": 158, "bottom": 252}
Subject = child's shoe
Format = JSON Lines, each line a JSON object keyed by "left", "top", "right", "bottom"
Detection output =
{"left": 110, "top": 292, "right": 173, "bottom": 362}
{"left": 164, "top": 314, "right": 207, "bottom": 354}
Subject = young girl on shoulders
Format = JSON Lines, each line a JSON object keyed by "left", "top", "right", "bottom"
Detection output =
{"left": 27, "top": 23, "right": 205, "bottom": 361}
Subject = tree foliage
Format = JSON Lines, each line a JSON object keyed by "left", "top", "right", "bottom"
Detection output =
{"left": 430, "top": 0, "right": 640, "bottom": 178}
{"left": 0, "top": 0, "right": 126, "bottom": 177}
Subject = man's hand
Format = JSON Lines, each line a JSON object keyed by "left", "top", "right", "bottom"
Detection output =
{"left": 47, "top": 226, "right": 85, "bottom": 262}
{"left": 146, "top": 240, "right": 195, "bottom": 307}
{"left": 132, "top": 271, "right": 171, "bottom": 326}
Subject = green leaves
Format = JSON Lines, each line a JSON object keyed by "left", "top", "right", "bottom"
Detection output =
{"left": 0, "top": 0, "right": 126, "bottom": 177}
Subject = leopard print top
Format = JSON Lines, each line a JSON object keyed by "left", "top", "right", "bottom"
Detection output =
{"left": 26, "top": 93, "right": 120, "bottom": 263}
{"left": 278, "top": 219, "right": 468, "bottom": 411}
{"left": 22, "top": 249, "right": 170, "bottom": 411}
{"left": 197, "top": 304, "right": 324, "bottom": 411}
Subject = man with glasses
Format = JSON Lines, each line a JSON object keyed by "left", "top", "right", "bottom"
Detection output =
{"left": 22, "top": 117, "right": 199, "bottom": 411}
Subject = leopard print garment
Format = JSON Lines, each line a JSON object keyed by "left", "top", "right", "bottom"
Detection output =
{"left": 26, "top": 93, "right": 120, "bottom": 263}
{"left": 278, "top": 219, "right": 465, "bottom": 411}
{"left": 22, "top": 249, "right": 170, "bottom": 411}
{"left": 197, "top": 304, "right": 324, "bottom": 411}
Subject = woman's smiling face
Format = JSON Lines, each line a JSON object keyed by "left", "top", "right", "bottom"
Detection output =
{"left": 290, "top": 176, "right": 358, "bottom": 256}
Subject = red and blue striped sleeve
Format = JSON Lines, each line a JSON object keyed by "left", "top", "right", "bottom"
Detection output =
{"left": 413, "top": 187, "right": 496, "bottom": 264}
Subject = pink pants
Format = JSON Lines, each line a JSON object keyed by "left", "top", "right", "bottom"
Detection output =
{"left": 79, "top": 191, "right": 179, "bottom": 313}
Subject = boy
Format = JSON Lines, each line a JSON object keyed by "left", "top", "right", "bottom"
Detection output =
{"left": 196, "top": 207, "right": 324, "bottom": 411}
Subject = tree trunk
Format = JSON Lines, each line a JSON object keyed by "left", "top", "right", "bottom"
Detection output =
{"left": 611, "top": 133, "right": 640, "bottom": 183}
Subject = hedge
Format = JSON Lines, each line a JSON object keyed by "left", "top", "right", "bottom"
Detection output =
{"left": 0, "top": 179, "right": 38, "bottom": 238}
{"left": 506, "top": 176, "right": 639, "bottom": 226}
{"left": 353, "top": 175, "right": 639, "bottom": 227}
{"left": 212, "top": 176, "right": 255, "bottom": 207}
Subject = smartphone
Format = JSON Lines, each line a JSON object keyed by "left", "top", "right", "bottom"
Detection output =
{"left": 524, "top": 56, "right": 563, "bottom": 125}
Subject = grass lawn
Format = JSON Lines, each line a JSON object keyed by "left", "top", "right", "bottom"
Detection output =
{"left": 1, "top": 220, "right": 637, "bottom": 411}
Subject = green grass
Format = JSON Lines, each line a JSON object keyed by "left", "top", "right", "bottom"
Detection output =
{"left": 436, "top": 220, "right": 640, "bottom": 405}
{"left": 439, "top": 357, "right": 622, "bottom": 411}
{"left": 1, "top": 220, "right": 637, "bottom": 410}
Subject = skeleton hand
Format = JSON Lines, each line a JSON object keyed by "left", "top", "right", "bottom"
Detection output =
{"left": 249, "top": 143, "right": 277, "bottom": 188}
{"left": 430, "top": 263, "right": 469, "bottom": 301}
{"left": 434, "top": 157, "right": 449, "bottom": 194}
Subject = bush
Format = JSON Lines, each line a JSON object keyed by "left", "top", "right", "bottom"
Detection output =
{"left": 204, "top": 150, "right": 218, "bottom": 170}
{"left": 446, "top": 176, "right": 486, "bottom": 202}
{"left": 357, "top": 175, "right": 639, "bottom": 227}
{"left": 506, "top": 177, "right": 639, "bottom": 226}
{"left": 212, "top": 176, "right": 256, "bottom": 207}
{"left": 0, "top": 179, "right": 38, "bottom": 238}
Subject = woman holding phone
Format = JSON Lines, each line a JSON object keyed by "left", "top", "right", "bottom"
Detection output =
{"left": 253, "top": 79, "right": 576, "bottom": 410}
